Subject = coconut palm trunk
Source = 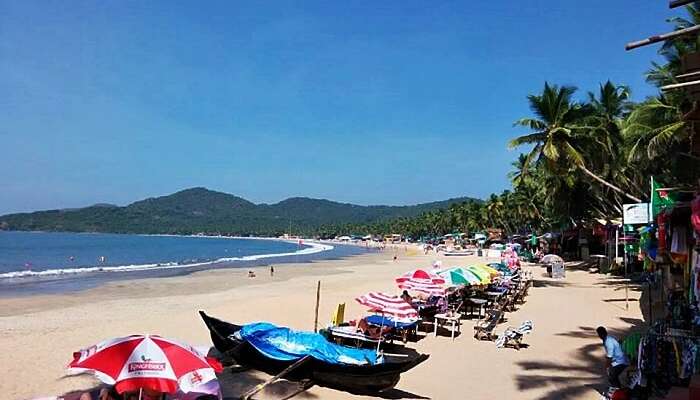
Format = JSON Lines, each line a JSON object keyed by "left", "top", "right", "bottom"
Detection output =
{"left": 577, "top": 164, "right": 642, "bottom": 203}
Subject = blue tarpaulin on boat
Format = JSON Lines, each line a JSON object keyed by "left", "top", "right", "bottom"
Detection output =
{"left": 365, "top": 315, "right": 417, "bottom": 329}
{"left": 239, "top": 322, "right": 379, "bottom": 365}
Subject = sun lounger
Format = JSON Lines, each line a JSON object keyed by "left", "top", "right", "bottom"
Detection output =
{"left": 495, "top": 320, "right": 533, "bottom": 350}
{"left": 365, "top": 315, "right": 419, "bottom": 343}
{"left": 517, "top": 279, "right": 531, "bottom": 304}
{"left": 328, "top": 325, "right": 392, "bottom": 347}
{"left": 474, "top": 308, "right": 504, "bottom": 341}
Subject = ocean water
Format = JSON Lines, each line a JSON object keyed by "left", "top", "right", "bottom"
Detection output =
{"left": 0, "top": 231, "right": 369, "bottom": 295}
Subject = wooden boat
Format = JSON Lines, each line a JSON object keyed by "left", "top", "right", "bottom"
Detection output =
{"left": 199, "top": 311, "right": 429, "bottom": 394}
{"left": 442, "top": 250, "right": 475, "bottom": 256}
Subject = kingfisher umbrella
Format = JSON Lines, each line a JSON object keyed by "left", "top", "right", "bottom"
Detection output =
{"left": 355, "top": 292, "right": 419, "bottom": 321}
{"left": 438, "top": 268, "right": 481, "bottom": 286}
{"left": 68, "top": 335, "right": 223, "bottom": 394}
{"left": 395, "top": 269, "right": 446, "bottom": 296}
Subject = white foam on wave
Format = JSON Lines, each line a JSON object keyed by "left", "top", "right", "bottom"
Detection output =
{"left": 0, "top": 240, "right": 333, "bottom": 279}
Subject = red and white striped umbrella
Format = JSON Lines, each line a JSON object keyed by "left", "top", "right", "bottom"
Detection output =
{"left": 395, "top": 269, "right": 446, "bottom": 296}
{"left": 68, "top": 335, "right": 223, "bottom": 394}
{"left": 355, "top": 292, "right": 419, "bottom": 320}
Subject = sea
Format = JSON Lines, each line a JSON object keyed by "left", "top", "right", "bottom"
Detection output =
{"left": 0, "top": 231, "right": 370, "bottom": 296}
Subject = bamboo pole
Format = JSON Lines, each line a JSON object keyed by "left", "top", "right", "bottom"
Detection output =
{"left": 626, "top": 24, "right": 700, "bottom": 51}
{"left": 670, "top": 0, "right": 696, "bottom": 9}
{"left": 240, "top": 355, "right": 313, "bottom": 400}
{"left": 313, "top": 281, "right": 321, "bottom": 333}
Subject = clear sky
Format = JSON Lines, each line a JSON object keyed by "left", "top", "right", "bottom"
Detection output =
{"left": 0, "top": 1, "right": 672, "bottom": 214}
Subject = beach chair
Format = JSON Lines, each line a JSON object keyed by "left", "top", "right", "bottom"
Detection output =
{"left": 517, "top": 280, "right": 531, "bottom": 304}
{"left": 495, "top": 320, "right": 533, "bottom": 350}
{"left": 473, "top": 308, "right": 504, "bottom": 341}
{"left": 328, "top": 325, "right": 392, "bottom": 348}
{"left": 331, "top": 303, "right": 345, "bottom": 326}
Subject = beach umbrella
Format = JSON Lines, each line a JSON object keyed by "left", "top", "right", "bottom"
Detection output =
{"left": 464, "top": 266, "right": 491, "bottom": 284}
{"left": 355, "top": 292, "right": 419, "bottom": 320}
{"left": 541, "top": 254, "right": 563, "bottom": 264}
{"left": 442, "top": 267, "right": 486, "bottom": 285}
{"left": 475, "top": 264, "right": 502, "bottom": 277}
{"left": 487, "top": 262, "right": 513, "bottom": 276}
{"left": 395, "top": 269, "right": 446, "bottom": 296}
{"left": 68, "top": 335, "right": 223, "bottom": 395}
{"left": 438, "top": 268, "right": 480, "bottom": 286}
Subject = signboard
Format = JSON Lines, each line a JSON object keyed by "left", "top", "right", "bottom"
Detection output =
{"left": 551, "top": 261, "right": 565, "bottom": 279}
{"left": 623, "top": 203, "right": 650, "bottom": 225}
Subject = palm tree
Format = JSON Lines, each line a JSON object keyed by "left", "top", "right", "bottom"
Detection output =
{"left": 508, "top": 153, "right": 531, "bottom": 188}
{"left": 624, "top": 95, "right": 688, "bottom": 161}
{"left": 509, "top": 82, "right": 642, "bottom": 202}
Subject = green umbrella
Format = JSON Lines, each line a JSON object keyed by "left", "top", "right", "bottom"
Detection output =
{"left": 440, "top": 267, "right": 483, "bottom": 286}
{"left": 439, "top": 268, "right": 477, "bottom": 286}
{"left": 464, "top": 265, "right": 491, "bottom": 284}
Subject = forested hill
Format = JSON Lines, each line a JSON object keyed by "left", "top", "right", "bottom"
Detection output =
{"left": 0, "top": 188, "right": 478, "bottom": 236}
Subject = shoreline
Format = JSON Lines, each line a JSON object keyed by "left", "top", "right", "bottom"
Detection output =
{"left": 0, "top": 234, "right": 335, "bottom": 284}
{"left": 0, "top": 248, "right": 381, "bottom": 317}
{"left": 0, "top": 234, "right": 377, "bottom": 298}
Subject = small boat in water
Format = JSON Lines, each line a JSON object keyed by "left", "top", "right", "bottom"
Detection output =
{"left": 442, "top": 250, "right": 475, "bottom": 256}
{"left": 199, "top": 311, "right": 428, "bottom": 394}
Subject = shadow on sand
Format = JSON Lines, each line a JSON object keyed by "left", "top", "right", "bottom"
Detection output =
{"left": 514, "top": 319, "right": 647, "bottom": 399}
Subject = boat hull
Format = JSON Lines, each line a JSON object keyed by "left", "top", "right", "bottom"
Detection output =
{"left": 199, "top": 311, "right": 428, "bottom": 394}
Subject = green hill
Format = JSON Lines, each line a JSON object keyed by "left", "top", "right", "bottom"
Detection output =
{"left": 0, "top": 187, "right": 479, "bottom": 236}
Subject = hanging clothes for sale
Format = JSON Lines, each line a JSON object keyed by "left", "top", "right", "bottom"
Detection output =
{"left": 671, "top": 225, "right": 688, "bottom": 265}
{"left": 637, "top": 331, "right": 700, "bottom": 392}
{"left": 691, "top": 194, "right": 700, "bottom": 236}
{"left": 658, "top": 212, "right": 669, "bottom": 259}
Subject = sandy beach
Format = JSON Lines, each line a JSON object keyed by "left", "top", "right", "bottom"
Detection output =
{"left": 0, "top": 246, "right": 644, "bottom": 400}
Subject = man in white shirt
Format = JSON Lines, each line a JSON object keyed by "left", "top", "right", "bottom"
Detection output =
{"left": 597, "top": 326, "right": 629, "bottom": 387}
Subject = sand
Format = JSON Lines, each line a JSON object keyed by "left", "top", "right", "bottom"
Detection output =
{"left": 0, "top": 246, "right": 644, "bottom": 400}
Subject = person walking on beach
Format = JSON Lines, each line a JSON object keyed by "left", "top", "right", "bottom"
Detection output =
{"left": 597, "top": 326, "right": 629, "bottom": 387}
{"left": 270, "top": 265, "right": 274, "bottom": 277}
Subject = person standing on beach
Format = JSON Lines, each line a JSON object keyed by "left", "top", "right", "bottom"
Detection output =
{"left": 597, "top": 326, "right": 629, "bottom": 387}
{"left": 270, "top": 265, "right": 274, "bottom": 277}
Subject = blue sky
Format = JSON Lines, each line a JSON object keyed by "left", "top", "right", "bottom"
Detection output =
{"left": 0, "top": 1, "right": 672, "bottom": 214}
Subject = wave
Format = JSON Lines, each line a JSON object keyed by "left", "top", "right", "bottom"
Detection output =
{"left": 0, "top": 240, "right": 334, "bottom": 279}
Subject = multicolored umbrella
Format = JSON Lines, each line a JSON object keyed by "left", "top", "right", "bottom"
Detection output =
{"left": 475, "top": 264, "right": 502, "bottom": 278}
{"left": 464, "top": 265, "right": 492, "bottom": 284}
{"left": 438, "top": 268, "right": 481, "bottom": 286}
{"left": 487, "top": 262, "right": 513, "bottom": 276}
{"left": 68, "top": 335, "right": 223, "bottom": 394}
{"left": 355, "top": 292, "right": 419, "bottom": 320}
{"left": 395, "top": 269, "right": 446, "bottom": 296}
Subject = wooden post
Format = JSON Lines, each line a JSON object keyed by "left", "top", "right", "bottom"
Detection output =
{"left": 313, "top": 280, "right": 321, "bottom": 333}
{"left": 670, "top": 0, "right": 696, "bottom": 9}
{"left": 661, "top": 79, "right": 700, "bottom": 91}
{"left": 626, "top": 24, "right": 700, "bottom": 51}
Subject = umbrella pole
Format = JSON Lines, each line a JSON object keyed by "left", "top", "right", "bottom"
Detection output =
{"left": 139, "top": 388, "right": 142, "bottom": 400}
{"left": 376, "top": 312, "right": 386, "bottom": 353}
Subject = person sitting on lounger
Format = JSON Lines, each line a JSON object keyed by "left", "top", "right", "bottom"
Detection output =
{"left": 356, "top": 318, "right": 392, "bottom": 339}
{"left": 401, "top": 290, "right": 412, "bottom": 304}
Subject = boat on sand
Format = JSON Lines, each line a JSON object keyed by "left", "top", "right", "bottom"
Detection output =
{"left": 199, "top": 311, "right": 429, "bottom": 394}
